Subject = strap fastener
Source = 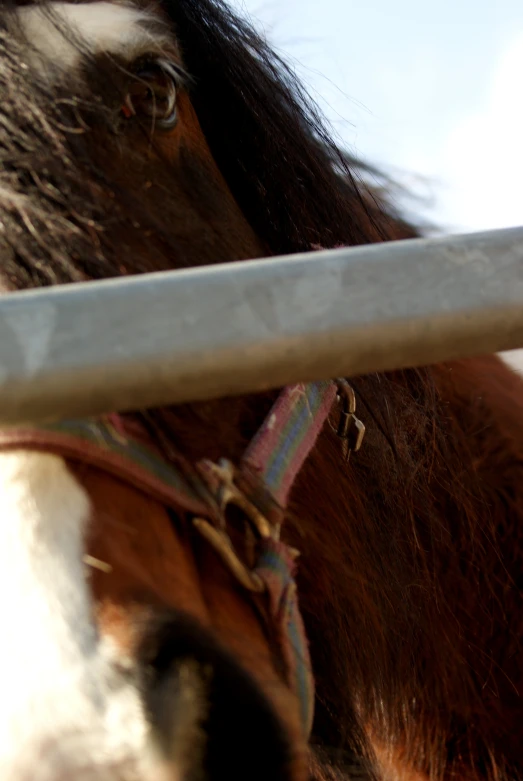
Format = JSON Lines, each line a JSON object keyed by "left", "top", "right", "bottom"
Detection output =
{"left": 192, "top": 459, "right": 285, "bottom": 593}
{"left": 333, "top": 379, "right": 366, "bottom": 460}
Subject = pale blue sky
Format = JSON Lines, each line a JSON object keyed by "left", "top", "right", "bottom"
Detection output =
{"left": 228, "top": 0, "right": 523, "bottom": 233}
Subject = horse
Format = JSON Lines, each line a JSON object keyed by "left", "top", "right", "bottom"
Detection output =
{"left": 0, "top": 1, "right": 522, "bottom": 779}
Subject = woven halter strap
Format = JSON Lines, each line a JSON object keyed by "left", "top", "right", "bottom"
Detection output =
{"left": 0, "top": 378, "right": 364, "bottom": 738}
{"left": 244, "top": 381, "right": 338, "bottom": 506}
{"left": 192, "top": 380, "right": 339, "bottom": 736}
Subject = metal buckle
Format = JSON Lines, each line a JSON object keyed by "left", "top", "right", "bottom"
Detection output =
{"left": 192, "top": 459, "right": 277, "bottom": 593}
{"left": 332, "top": 379, "right": 366, "bottom": 460}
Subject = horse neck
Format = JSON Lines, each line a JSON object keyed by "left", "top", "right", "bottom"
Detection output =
{"left": 288, "top": 356, "right": 523, "bottom": 776}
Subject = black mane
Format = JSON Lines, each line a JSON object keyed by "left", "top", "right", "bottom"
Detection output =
{"left": 165, "top": 0, "right": 416, "bottom": 254}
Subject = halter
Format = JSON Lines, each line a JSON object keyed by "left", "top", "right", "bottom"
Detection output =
{"left": 0, "top": 378, "right": 364, "bottom": 737}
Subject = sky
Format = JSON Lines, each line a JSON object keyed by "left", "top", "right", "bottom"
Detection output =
{"left": 228, "top": 0, "right": 523, "bottom": 234}
{"left": 227, "top": 0, "right": 523, "bottom": 370}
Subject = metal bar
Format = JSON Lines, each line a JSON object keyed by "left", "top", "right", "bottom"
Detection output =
{"left": 1, "top": 226, "right": 523, "bottom": 424}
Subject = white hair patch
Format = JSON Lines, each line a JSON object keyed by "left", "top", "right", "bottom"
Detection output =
{"left": 0, "top": 451, "right": 171, "bottom": 779}
{"left": 18, "top": 2, "right": 172, "bottom": 72}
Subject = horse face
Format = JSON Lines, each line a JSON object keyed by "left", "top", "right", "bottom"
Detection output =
{"left": 0, "top": 3, "right": 306, "bottom": 780}
{"left": 0, "top": 0, "right": 264, "bottom": 288}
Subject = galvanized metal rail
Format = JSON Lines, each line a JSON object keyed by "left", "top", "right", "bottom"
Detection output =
{"left": 1, "top": 226, "right": 523, "bottom": 424}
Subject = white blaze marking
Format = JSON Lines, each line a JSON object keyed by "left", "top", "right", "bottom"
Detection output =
{"left": 501, "top": 348, "right": 523, "bottom": 377}
{"left": 0, "top": 451, "right": 167, "bottom": 779}
{"left": 18, "top": 2, "right": 171, "bottom": 71}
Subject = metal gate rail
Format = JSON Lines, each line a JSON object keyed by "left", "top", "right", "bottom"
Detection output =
{"left": 1, "top": 226, "right": 523, "bottom": 424}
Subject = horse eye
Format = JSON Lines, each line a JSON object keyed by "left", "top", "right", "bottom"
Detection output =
{"left": 122, "top": 60, "right": 179, "bottom": 129}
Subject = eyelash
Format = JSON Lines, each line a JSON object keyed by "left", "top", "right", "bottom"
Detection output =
{"left": 122, "top": 58, "right": 183, "bottom": 129}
